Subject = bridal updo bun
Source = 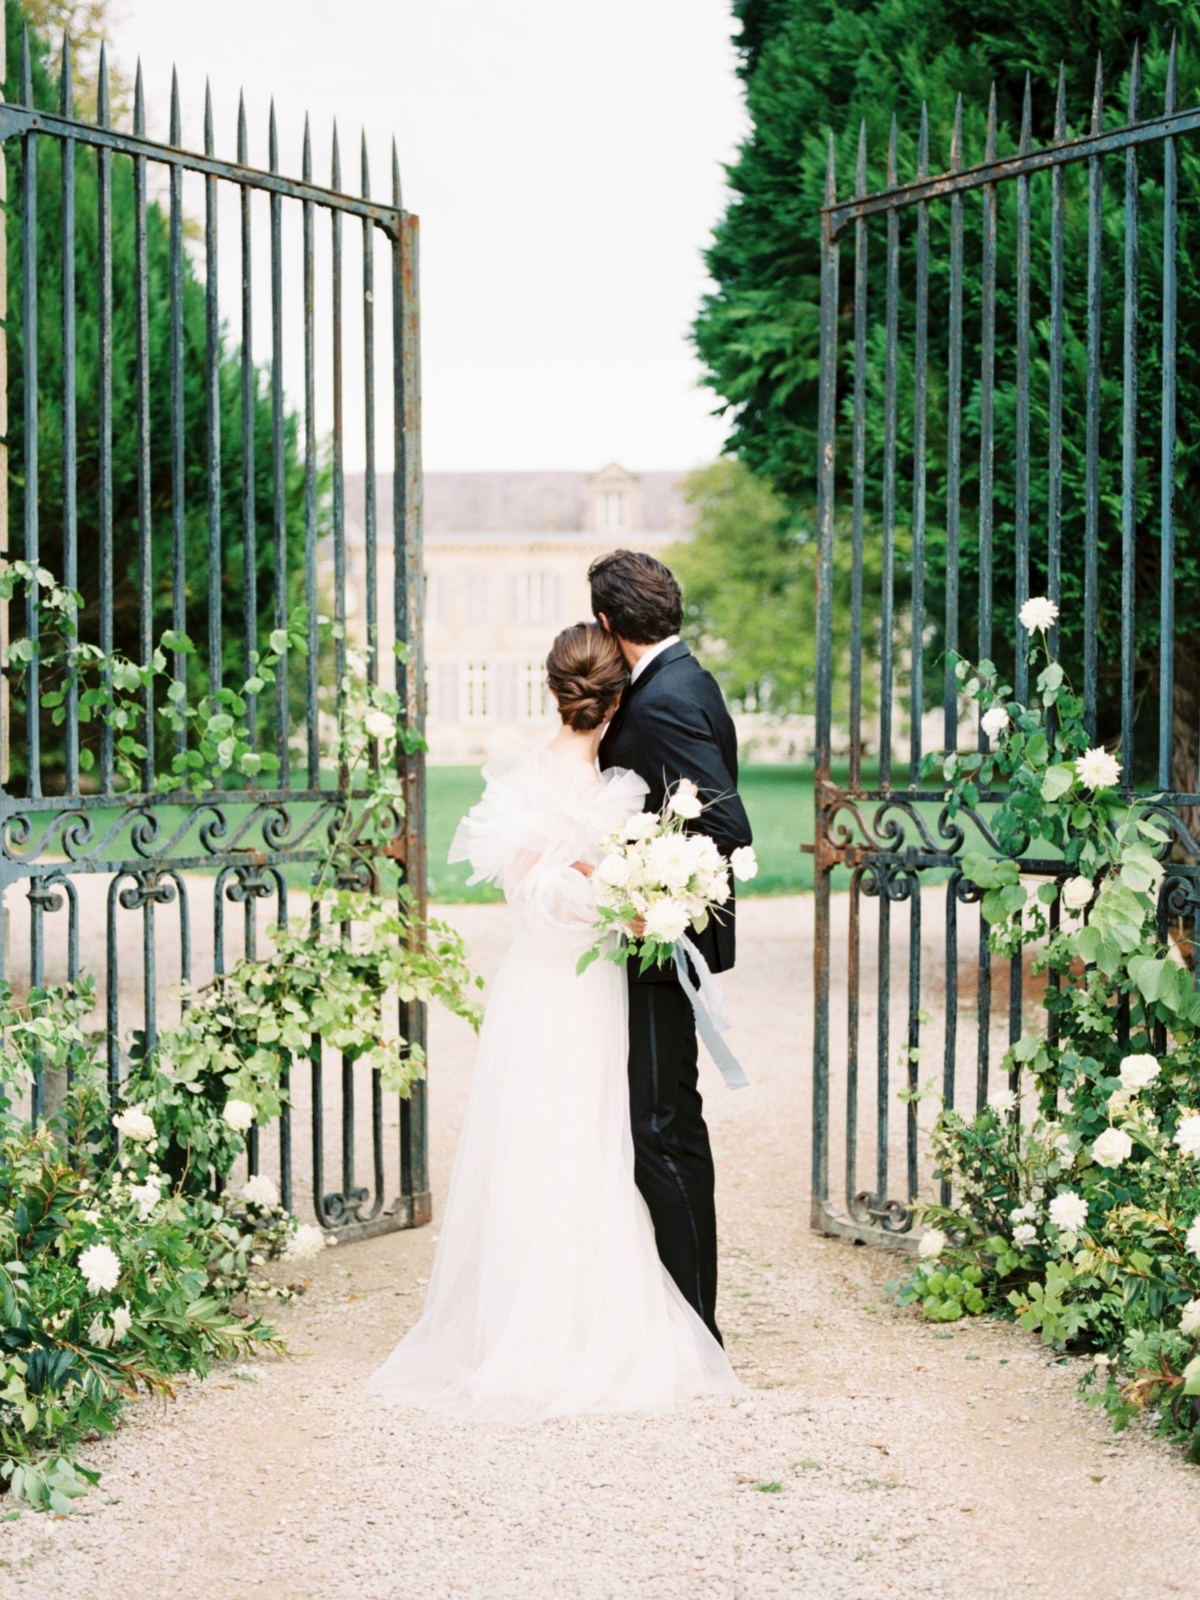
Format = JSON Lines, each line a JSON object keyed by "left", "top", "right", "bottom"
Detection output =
{"left": 546, "top": 623, "right": 628, "bottom": 732}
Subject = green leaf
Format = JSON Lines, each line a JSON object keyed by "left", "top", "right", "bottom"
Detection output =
{"left": 1040, "top": 764, "right": 1074, "bottom": 802}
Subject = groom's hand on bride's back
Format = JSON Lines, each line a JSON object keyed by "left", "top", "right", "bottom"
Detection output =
{"left": 570, "top": 860, "right": 595, "bottom": 877}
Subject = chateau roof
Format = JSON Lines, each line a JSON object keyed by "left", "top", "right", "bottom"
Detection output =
{"left": 344, "top": 469, "right": 693, "bottom": 540}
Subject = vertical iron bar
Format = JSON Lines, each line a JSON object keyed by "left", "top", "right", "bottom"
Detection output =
{"left": 812, "top": 138, "right": 839, "bottom": 1221}
{"left": 942, "top": 878, "right": 960, "bottom": 1205}
{"left": 848, "top": 123, "right": 867, "bottom": 793}
{"left": 1047, "top": 70, "right": 1066, "bottom": 665}
{"left": 909, "top": 106, "right": 929, "bottom": 788}
{"left": 169, "top": 72, "right": 186, "bottom": 768}
{"left": 332, "top": 126, "right": 346, "bottom": 772}
{"left": 60, "top": 38, "right": 79, "bottom": 793}
{"left": 978, "top": 88, "right": 997, "bottom": 725}
{"left": 943, "top": 99, "right": 963, "bottom": 752}
{"left": 239, "top": 95, "right": 258, "bottom": 763}
{"left": 20, "top": 28, "right": 40, "bottom": 799}
{"left": 270, "top": 105, "right": 288, "bottom": 786}
{"left": 1084, "top": 58, "right": 1103, "bottom": 740}
{"left": 303, "top": 119, "right": 319, "bottom": 789}
{"left": 1160, "top": 41, "right": 1178, "bottom": 791}
{"left": 1120, "top": 49, "right": 1141, "bottom": 784}
{"left": 97, "top": 49, "right": 114, "bottom": 793}
{"left": 879, "top": 119, "right": 898, "bottom": 791}
{"left": 1013, "top": 78, "right": 1032, "bottom": 706}
{"left": 134, "top": 66, "right": 153, "bottom": 788}
{"left": 906, "top": 878, "right": 921, "bottom": 1203}
{"left": 845, "top": 868, "right": 862, "bottom": 1215}
{"left": 205, "top": 84, "right": 222, "bottom": 702}
{"left": 876, "top": 886, "right": 890, "bottom": 1206}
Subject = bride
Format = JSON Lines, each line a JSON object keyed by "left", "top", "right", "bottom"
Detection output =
{"left": 367, "top": 621, "right": 740, "bottom": 1420}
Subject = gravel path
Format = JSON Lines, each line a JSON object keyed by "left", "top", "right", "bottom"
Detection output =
{"left": 3, "top": 896, "right": 1197, "bottom": 1599}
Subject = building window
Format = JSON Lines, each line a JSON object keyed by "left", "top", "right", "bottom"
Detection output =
{"left": 495, "top": 660, "right": 519, "bottom": 722}
{"left": 601, "top": 489, "right": 627, "bottom": 530}
{"left": 426, "top": 572, "right": 450, "bottom": 627}
{"left": 522, "top": 658, "right": 552, "bottom": 721}
{"left": 509, "top": 571, "right": 563, "bottom": 626}
{"left": 464, "top": 661, "right": 492, "bottom": 722}
{"left": 431, "top": 661, "right": 459, "bottom": 722}
{"left": 464, "top": 572, "right": 491, "bottom": 628}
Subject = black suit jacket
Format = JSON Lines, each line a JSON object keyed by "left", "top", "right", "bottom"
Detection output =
{"left": 599, "top": 641, "right": 752, "bottom": 984}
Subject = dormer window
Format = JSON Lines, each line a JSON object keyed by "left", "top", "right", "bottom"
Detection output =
{"left": 601, "top": 489, "right": 627, "bottom": 530}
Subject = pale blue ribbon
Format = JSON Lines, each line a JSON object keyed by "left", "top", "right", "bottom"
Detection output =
{"left": 673, "top": 933, "right": 749, "bottom": 1091}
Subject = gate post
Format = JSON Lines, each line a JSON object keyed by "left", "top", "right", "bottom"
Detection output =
{"left": 394, "top": 176, "right": 430, "bottom": 1226}
{"left": 811, "top": 138, "right": 838, "bottom": 1230}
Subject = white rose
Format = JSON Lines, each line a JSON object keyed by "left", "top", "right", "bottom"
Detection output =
{"left": 1010, "top": 1202, "right": 1037, "bottom": 1223}
{"left": 1018, "top": 595, "right": 1059, "bottom": 633}
{"left": 1180, "top": 1298, "right": 1200, "bottom": 1337}
{"left": 1173, "top": 1114, "right": 1200, "bottom": 1159}
{"left": 623, "top": 812, "right": 659, "bottom": 843}
{"left": 730, "top": 846, "right": 758, "bottom": 882}
{"left": 1053, "top": 1132, "right": 1075, "bottom": 1166}
{"left": 1118, "top": 1053, "right": 1160, "bottom": 1093}
{"left": 111, "top": 1304, "right": 133, "bottom": 1343}
{"left": 1012, "top": 1222, "right": 1038, "bottom": 1248}
{"left": 1076, "top": 746, "right": 1122, "bottom": 791}
{"left": 642, "top": 898, "right": 690, "bottom": 945}
{"left": 1091, "top": 1126, "right": 1133, "bottom": 1169}
{"left": 1048, "top": 1191, "right": 1089, "bottom": 1232}
{"left": 1187, "top": 1216, "right": 1200, "bottom": 1262}
{"left": 242, "top": 1173, "right": 281, "bottom": 1209}
{"left": 112, "top": 1104, "right": 156, "bottom": 1143}
{"left": 1107, "top": 1088, "right": 1133, "bottom": 1114}
{"left": 284, "top": 1223, "right": 328, "bottom": 1262}
{"left": 596, "top": 852, "right": 631, "bottom": 889}
{"left": 128, "top": 1176, "right": 163, "bottom": 1221}
{"left": 980, "top": 705, "right": 1010, "bottom": 740}
{"left": 646, "top": 835, "right": 697, "bottom": 892}
{"left": 1061, "top": 876, "right": 1094, "bottom": 912}
{"left": 87, "top": 1313, "right": 114, "bottom": 1348}
{"left": 708, "top": 870, "right": 732, "bottom": 907}
{"left": 988, "top": 1087, "right": 1017, "bottom": 1115}
{"left": 364, "top": 709, "right": 394, "bottom": 741}
{"left": 917, "top": 1228, "right": 946, "bottom": 1260}
{"left": 688, "top": 833, "right": 723, "bottom": 876}
{"left": 79, "top": 1242, "right": 121, "bottom": 1295}
{"left": 222, "top": 1098, "right": 255, "bottom": 1133}
{"left": 668, "top": 779, "right": 704, "bottom": 821}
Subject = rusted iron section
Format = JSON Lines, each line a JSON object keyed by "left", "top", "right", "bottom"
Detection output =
{"left": 1, "top": 28, "right": 428, "bottom": 1243}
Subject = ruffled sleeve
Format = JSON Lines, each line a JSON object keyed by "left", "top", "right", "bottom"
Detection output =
{"left": 448, "top": 756, "right": 648, "bottom": 941}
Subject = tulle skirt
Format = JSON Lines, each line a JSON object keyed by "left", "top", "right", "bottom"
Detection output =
{"left": 367, "top": 928, "right": 741, "bottom": 1421}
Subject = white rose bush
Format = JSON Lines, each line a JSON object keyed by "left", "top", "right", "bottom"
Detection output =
{"left": 578, "top": 779, "right": 757, "bottom": 976}
{"left": 898, "top": 603, "right": 1200, "bottom": 1462}
{"left": 0, "top": 644, "right": 483, "bottom": 1514}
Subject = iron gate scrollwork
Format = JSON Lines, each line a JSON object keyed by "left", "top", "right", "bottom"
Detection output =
{"left": 0, "top": 27, "right": 429, "bottom": 1242}
{"left": 812, "top": 41, "right": 1200, "bottom": 1243}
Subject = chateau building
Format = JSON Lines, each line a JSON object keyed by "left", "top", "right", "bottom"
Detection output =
{"left": 344, "top": 464, "right": 689, "bottom": 764}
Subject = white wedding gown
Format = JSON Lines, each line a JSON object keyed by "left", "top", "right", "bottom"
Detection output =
{"left": 367, "top": 746, "right": 740, "bottom": 1420}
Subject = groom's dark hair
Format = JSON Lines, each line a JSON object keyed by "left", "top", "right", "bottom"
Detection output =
{"left": 588, "top": 550, "right": 683, "bottom": 645}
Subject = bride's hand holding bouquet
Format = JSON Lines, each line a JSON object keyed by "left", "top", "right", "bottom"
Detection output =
{"left": 577, "top": 779, "right": 758, "bottom": 977}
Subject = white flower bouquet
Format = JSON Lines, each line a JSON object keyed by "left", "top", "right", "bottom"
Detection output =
{"left": 577, "top": 779, "right": 758, "bottom": 976}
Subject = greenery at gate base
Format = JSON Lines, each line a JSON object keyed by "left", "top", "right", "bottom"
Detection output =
{"left": 898, "top": 610, "right": 1200, "bottom": 1460}
{"left": 0, "top": 603, "right": 484, "bottom": 1510}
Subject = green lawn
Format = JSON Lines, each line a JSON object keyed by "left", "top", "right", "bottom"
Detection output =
{"left": 427, "top": 763, "right": 822, "bottom": 903}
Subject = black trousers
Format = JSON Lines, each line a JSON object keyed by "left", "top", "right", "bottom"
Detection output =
{"left": 627, "top": 976, "right": 721, "bottom": 1344}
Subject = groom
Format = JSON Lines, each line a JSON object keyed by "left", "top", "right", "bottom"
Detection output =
{"left": 589, "top": 549, "right": 752, "bottom": 1344}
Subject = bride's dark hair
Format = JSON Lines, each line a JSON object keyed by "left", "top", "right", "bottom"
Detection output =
{"left": 545, "top": 622, "right": 627, "bottom": 732}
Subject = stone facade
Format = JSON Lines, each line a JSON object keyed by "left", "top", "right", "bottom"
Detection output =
{"left": 344, "top": 464, "right": 688, "bottom": 765}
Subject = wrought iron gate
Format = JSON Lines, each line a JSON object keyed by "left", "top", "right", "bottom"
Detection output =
{"left": 0, "top": 27, "right": 428, "bottom": 1241}
{"left": 812, "top": 43, "right": 1200, "bottom": 1242}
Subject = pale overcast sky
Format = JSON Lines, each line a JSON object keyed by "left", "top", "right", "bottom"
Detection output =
{"left": 107, "top": 0, "right": 747, "bottom": 473}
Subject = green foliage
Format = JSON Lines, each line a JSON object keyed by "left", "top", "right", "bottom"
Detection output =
{"left": 900, "top": 607, "right": 1200, "bottom": 1456}
{"left": 696, "top": 2, "right": 1200, "bottom": 754}
{"left": 5, "top": 1, "right": 325, "bottom": 787}
{"left": 0, "top": 606, "right": 482, "bottom": 1511}
{"left": 670, "top": 457, "right": 887, "bottom": 719}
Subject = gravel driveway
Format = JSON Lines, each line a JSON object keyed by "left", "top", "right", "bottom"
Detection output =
{"left": 2, "top": 896, "right": 1196, "bottom": 1599}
